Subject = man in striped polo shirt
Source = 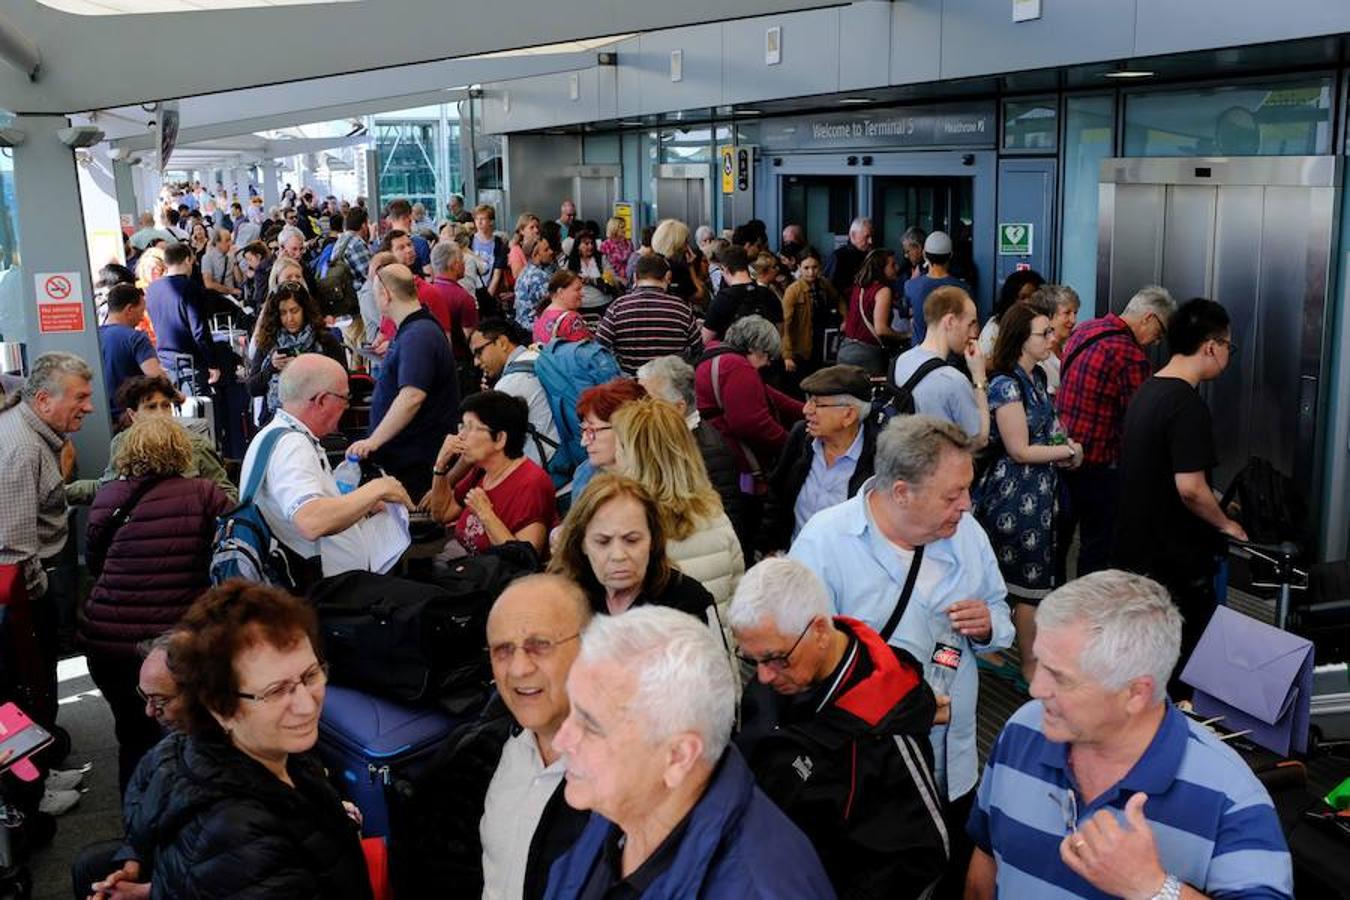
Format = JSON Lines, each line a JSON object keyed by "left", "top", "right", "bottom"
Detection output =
{"left": 596, "top": 253, "right": 702, "bottom": 375}
{"left": 967, "top": 570, "right": 1292, "bottom": 900}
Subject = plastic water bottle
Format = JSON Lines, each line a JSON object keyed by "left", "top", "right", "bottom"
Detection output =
{"left": 925, "top": 625, "right": 963, "bottom": 699}
{"left": 334, "top": 454, "right": 362, "bottom": 495}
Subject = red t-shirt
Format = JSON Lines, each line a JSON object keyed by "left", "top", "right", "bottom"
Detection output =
{"left": 418, "top": 277, "right": 480, "bottom": 335}
{"left": 453, "top": 459, "right": 558, "bottom": 554}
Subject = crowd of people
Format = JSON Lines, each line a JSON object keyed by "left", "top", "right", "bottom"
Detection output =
{"left": 0, "top": 184, "right": 1293, "bottom": 900}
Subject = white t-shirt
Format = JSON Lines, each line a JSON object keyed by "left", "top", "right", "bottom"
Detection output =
{"left": 496, "top": 346, "right": 559, "bottom": 469}
{"left": 239, "top": 410, "right": 373, "bottom": 576}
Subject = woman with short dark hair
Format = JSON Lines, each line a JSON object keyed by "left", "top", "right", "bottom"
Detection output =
{"left": 425, "top": 390, "right": 558, "bottom": 557}
{"left": 125, "top": 581, "right": 374, "bottom": 900}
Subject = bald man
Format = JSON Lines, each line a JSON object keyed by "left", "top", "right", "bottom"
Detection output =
{"left": 398, "top": 576, "right": 592, "bottom": 899}
{"left": 347, "top": 263, "right": 459, "bottom": 498}
{"left": 240, "top": 354, "right": 412, "bottom": 585}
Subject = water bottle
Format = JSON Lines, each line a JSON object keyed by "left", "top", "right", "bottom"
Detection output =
{"left": 334, "top": 453, "right": 362, "bottom": 495}
{"left": 925, "top": 625, "right": 963, "bottom": 699}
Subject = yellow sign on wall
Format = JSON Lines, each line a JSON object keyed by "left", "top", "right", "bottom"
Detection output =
{"left": 613, "top": 202, "right": 634, "bottom": 240}
{"left": 720, "top": 145, "right": 736, "bottom": 194}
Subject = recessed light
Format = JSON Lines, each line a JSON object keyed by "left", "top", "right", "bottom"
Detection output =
{"left": 736, "top": 109, "right": 763, "bottom": 116}
{"left": 1103, "top": 69, "right": 1155, "bottom": 79}
{"left": 618, "top": 120, "right": 642, "bottom": 127}
{"left": 839, "top": 97, "right": 871, "bottom": 105}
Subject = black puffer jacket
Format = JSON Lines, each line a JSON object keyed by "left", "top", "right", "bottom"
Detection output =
{"left": 124, "top": 732, "right": 373, "bottom": 900}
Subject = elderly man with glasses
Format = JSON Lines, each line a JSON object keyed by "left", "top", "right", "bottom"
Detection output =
{"left": 239, "top": 354, "right": 412, "bottom": 590}
{"left": 761, "top": 365, "right": 879, "bottom": 554}
{"left": 397, "top": 575, "right": 592, "bottom": 899}
{"left": 732, "top": 557, "right": 948, "bottom": 900}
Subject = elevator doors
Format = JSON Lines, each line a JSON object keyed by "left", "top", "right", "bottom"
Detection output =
{"left": 655, "top": 164, "right": 709, "bottom": 231}
{"left": 1097, "top": 156, "right": 1339, "bottom": 500}
{"left": 781, "top": 175, "right": 855, "bottom": 255}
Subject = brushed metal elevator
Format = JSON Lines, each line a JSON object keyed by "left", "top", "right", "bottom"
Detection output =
{"left": 1097, "top": 155, "right": 1340, "bottom": 508}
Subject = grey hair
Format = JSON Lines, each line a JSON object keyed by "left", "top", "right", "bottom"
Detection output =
{"left": 578, "top": 606, "right": 736, "bottom": 762}
{"left": 1036, "top": 570, "right": 1181, "bottom": 703}
{"left": 1036, "top": 283, "right": 1081, "bottom": 312}
{"left": 1122, "top": 285, "right": 1176, "bottom": 321}
{"left": 901, "top": 226, "right": 927, "bottom": 249}
{"left": 277, "top": 225, "right": 306, "bottom": 248}
{"left": 430, "top": 239, "right": 462, "bottom": 274}
{"left": 728, "top": 557, "right": 833, "bottom": 636}
{"left": 848, "top": 216, "right": 873, "bottom": 236}
{"left": 636, "top": 356, "right": 696, "bottom": 409}
{"left": 23, "top": 352, "right": 93, "bottom": 402}
{"left": 723, "top": 314, "right": 781, "bottom": 359}
{"left": 694, "top": 225, "right": 715, "bottom": 246}
{"left": 833, "top": 394, "right": 872, "bottom": 419}
{"left": 277, "top": 354, "right": 345, "bottom": 406}
{"left": 137, "top": 628, "right": 180, "bottom": 660}
{"left": 212, "top": 227, "right": 231, "bottom": 245}
{"left": 874, "top": 414, "right": 972, "bottom": 488}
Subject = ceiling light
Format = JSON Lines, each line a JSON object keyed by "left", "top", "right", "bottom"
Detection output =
{"left": 736, "top": 109, "right": 763, "bottom": 116}
{"left": 617, "top": 120, "right": 642, "bottom": 127}
{"left": 839, "top": 97, "right": 871, "bottom": 105}
{"left": 1103, "top": 69, "right": 1155, "bottom": 79}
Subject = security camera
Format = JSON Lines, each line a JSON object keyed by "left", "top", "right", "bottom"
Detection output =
{"left": 57, "top": 125, "right": 104, "bottom": 148}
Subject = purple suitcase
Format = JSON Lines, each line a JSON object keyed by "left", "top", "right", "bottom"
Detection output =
{"left": 315, "top": 684, "right": 462, "bottom": 837}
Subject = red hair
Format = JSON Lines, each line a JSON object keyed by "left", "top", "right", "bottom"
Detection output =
{"left": 575, "top": 378, "right": 646, "bottom": 422}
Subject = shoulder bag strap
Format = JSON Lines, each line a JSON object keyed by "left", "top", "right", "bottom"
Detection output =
{"left": 710, "top": 354, "right": 725, "bottom": 411}
{"left": 879, "top": 545, "right": 924, "bottom": 642}
{"left": 1060, "top": 327, "right": 1130, "bottom": 377}
{"left": 899, "top": 356, "right": 950, "bottom": 394}
{"left": 858, "top": 285, "right": 882, "bottom": 341}
{"left": 239, "top": 426, "right": 296, "bottom": 506}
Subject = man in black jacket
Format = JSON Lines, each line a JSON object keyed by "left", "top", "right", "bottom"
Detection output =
{"left": 392, "top": 575, "right": 591, "bottom": 899}
{"left": 762, "top": 364, "right": 878, "bottom": 554}
{"left": 733, "top": 557, "right": 949, "bottom": 900}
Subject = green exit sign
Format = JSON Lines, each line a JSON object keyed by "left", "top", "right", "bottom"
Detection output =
{"left": 999, "top": 223, "right": 1033, "bottom": 255}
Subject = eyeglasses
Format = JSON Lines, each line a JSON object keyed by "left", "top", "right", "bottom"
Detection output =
{"left": 735, "top": 619, "right": 815, "bottom": 672}
{"left": 1049, "top": 789, "right": 1078, "bottom": 835}
{"left": 1036, "top": 328, "right": 1057, "bottom": 340}
{"left": 312, "top": 390, "right": 350, "bottom": 407}
{"left": 136, "top": 686, "right": 177, "bottom": 714}
{"left": 276, "top": 280, "right": 308, "bottom": 294}
{"left": 1214, "top": 337, "right": 1238, "bottom": 353}
{"left": 1150, "top": 312, "right": 1169, "bottom": 336}
{"left": 236, "top": 661, "right": 329, "bottom": 704}
{"left": 488, "top": 633, "right": 579, "bottom": 665}
{"left": 458, "top": 420, "right": 493, "bottom": 435}
{"left": 804, "top": 396, "right": 854, "bottom": 410}
{"left": 470, "top": 343, "right": 490, "bottom": 360}
{"left": 580, "top": 424, "right": 613, "bottom": 442}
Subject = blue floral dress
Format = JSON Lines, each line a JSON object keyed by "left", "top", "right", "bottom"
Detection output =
{"left": 974, "top": 365, "right": 1061, "bottom": 600}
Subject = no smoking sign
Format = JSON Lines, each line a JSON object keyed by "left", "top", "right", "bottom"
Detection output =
{"left": 35, "top": 271, "right": 86, "bottom": 334}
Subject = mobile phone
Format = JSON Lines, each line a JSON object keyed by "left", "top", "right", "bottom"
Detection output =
{"left": 0, "top": 703, "right": 52, "bottom": 770}
{"left": 283, "top": 347, "right": 302, "bottom": 357}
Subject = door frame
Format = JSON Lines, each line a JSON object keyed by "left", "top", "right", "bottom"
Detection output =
{"left": 761, "top": 150, "right": 998, "bottom": 313}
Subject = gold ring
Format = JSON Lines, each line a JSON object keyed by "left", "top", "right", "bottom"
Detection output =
{"left": 1074, "top": 839, "right": 1086, "bottom": 850}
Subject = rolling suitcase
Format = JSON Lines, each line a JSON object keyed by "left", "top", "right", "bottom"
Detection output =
{"left": 315, "top": 684, "right": 465, "bottom": 837}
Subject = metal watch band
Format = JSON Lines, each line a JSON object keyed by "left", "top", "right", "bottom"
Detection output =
{"left": 1150, "top": 874, "right": 1181, "bottom": 900}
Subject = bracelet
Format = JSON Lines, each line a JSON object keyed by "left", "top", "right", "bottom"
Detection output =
{"left": 973, "top": 381, "right": 988, "bottom": 391}
{"left": 1150, "top": 874, "right": 1181, "bottom": 900}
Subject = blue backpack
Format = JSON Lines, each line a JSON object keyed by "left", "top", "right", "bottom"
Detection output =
{"left": 531, "top": 338, "right": 622, "bottom": 479}
{"left": 209, "top": 427, "right": 299, "bottom": 588}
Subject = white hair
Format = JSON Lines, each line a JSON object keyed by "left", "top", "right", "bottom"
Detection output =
{"left": 23, "top": 352, "right": 93, "bottom": 402}
{"left": 277, "top": 354, "right": 345, "bottom": 406}
{"left": 848, "top": 216, "right": 873, "bottom": 236}
{"left": 1122, "top": 285, "right": 1176, "bottom": 321}
{"left": 430, "top": 239, "right": 462, "bottom": 274}
{"left": 278, "top": 225, "right": 306, "bottom": 248}
{"left": 636, "top": 356, "right": 695, "bottom": 409}
{"left": 578, "top": 606, "right": 736, "bottom": 762}
{"left": 1036, "top": 570, "right": 1182, "bottom": 703}
{"left": 728, "top": 557, "right": 832, "bottom": 636}
{"left": 694, "top": 225, "right": 715, "bottom": 246}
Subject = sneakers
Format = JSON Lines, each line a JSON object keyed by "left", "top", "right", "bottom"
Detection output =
{"left": 44, "top": 767, "right": 87, "bottom": 792}
{"left": 37, "top": 788, "right": 81, "bottom": 816}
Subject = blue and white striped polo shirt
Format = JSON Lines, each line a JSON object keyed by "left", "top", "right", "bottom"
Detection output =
{"left": 968, "top": 700, "right": 1292, "bottom": 899}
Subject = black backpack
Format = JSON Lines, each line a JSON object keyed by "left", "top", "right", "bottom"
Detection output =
{"left": 870, "top": 356, "right": 951, "bottom": 426}
{"left": 309, "top": 542, "right": 538, "bottom": 711}
{"left": 1220, "top": 457, "right": 1311, "bottom": 552}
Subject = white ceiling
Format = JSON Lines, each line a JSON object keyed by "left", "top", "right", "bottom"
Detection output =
{"left": 37, "top": 0, "right": 348, "bottom": 14}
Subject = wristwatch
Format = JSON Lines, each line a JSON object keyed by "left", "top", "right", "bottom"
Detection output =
{"left": 973, "top": 380, "right": 988, "bottom": 391}
{"left": 1150, "top": 874, "right": 1181, "bottom": 900}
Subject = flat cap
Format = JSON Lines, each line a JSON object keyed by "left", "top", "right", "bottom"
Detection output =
{"left": 800, "top": 364, "right": 872, "bottom": 402}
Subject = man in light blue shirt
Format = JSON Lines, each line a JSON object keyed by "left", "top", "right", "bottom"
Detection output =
{"left": 893, "top": 284, "right": 990, "bottom": 448}
{"left": 791, "top": 413, "right": 1011, "bottom": 894}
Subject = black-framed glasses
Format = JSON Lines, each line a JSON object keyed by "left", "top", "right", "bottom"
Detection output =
{"left": 136, "top": 686, "right": 177, "bottom": 714}
{"left": 735, "top": 619, "right": 815, "bottom": 672}
{"left": 1036, "top": 327, "right": 1057, "bottom": 340}
{"left": 580, "top": 424, "right": 613, "bottom": 442}
{"left": 237, "top": 661, "right": 329, "bottom": 704}
{"left": 470, "top": 342, "right": 490, "bottom": 360}
{"left": 1214, "top": 337, "right": 1238, "bottom": 353}
{"left": 312, "top": 390, "right": 350, "bottom": 408}
{"left": 488, "top": 633, "right": 580, "bottom": 665}
{"left": 804, "top": 396, "right": 853, "bottom": 410}
{"left": 1150, "top": 312, "right": 1169, "bottom": 336}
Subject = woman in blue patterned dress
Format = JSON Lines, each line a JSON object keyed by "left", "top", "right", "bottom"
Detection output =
{"left": 974, "top": 303, "right": 1082, "bottom": 684}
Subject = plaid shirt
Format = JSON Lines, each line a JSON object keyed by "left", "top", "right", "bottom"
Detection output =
{"left": 1055, "top": 313, "right": 1151, "bottom": 466}
{"left": 0, "top": 402, "right": 69, "bottom": 595}
{"left": 340, "top": 234, "right": 373, "bottom": 289}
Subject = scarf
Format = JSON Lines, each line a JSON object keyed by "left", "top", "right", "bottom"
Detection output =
{"left": 267, "top": 324, "right": 316, "bottom": 412}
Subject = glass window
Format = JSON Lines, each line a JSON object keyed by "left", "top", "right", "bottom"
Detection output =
{"left": 583, "top": 134, "right": 620, "bottom": 166}
{"left": 1004, "top": 99, "right": 1057, "bottom": 151}
{"left": 1124, "top": 78, "right": 1334, "bottom": 157}
{"left": 1060, "top": 94, "right": 1114, "bottom": 314}
{"left": 658, "top": 128, "right": 713, "bottom": 164}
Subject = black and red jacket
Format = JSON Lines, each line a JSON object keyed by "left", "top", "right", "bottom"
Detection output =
{"left": 737, "top": 616, "right": 948, "bottom": 900}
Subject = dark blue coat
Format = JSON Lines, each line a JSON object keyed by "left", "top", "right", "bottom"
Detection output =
{"left": 543, "top": 746, "right": 836, "bottom": 900}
